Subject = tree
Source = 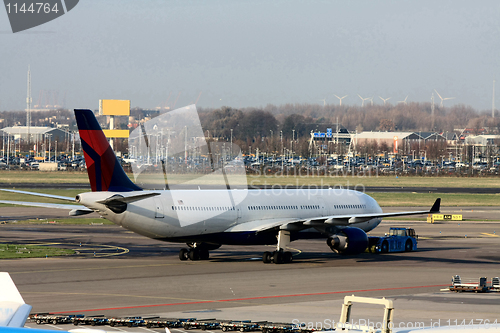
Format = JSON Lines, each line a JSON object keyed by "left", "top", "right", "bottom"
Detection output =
{"left": 379, "top": 119, "right": 395, "bottom": 131}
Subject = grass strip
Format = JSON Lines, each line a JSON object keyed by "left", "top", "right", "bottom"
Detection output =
{"left": 0, "top": 243, "right": 74, "bottom": 259}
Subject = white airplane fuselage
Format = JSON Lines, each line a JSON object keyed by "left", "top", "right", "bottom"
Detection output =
{"left": 77, "top": 188, "right": 383, "bottom": 245}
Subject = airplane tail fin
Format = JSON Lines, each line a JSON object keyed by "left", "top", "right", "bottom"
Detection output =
{"left": 74, "top": 109, "right": 142, "bottom": 192}
{"left": 0, "top": 272, "right": 32, "bottom": 327}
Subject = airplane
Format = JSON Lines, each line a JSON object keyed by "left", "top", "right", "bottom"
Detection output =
{"left": 0, "top": 109, "right": 440, "bottom": 264}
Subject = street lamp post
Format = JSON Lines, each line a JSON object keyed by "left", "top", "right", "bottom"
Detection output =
{"left": 230, "top": 128, "right": 233, "bottom": 158}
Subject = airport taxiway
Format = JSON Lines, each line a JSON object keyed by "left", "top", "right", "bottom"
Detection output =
{"left": 1, "top": 207, "right": 500, "bottom": 331}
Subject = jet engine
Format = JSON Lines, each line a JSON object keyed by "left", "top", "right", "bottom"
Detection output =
{"left": 327, "top": 227, "right": 368, "bottom": 255}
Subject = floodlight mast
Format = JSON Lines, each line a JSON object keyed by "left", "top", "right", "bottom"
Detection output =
{"left": 26, "top": 65, "right": 32, "bottom": 145}
{"left": 493, "top": 80, "right": 496, "bottom": 118}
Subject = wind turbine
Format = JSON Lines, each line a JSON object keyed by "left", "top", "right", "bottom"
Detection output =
{"left": 397, "top": 95, "right": 408, "bottom": 105}
{"left": 334, "top": 94, "right": 348, "bottom": 106}
{"left": 434, "top": 89, "right": 455, "bottom": 107}
{"left": 358, "top": 94, "right": 370, "bottom": 107}
{"left": 319, "top": 98, "right": 326, "bottom": 106}
{"left": 379, "top": 96, "right": 391, "bottom": 105}
{"left": 368, "top": 96, "right": 374, "bottom": 106}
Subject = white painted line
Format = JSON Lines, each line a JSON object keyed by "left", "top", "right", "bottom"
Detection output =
{"left": 46, "top": 324, "right": 63, "bottom": 330}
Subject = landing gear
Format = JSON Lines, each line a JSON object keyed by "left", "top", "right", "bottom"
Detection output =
{"left": 263, "top": 251, "right": 272, "bottom": 263}
{"left": 263, "top": 230, "right": 294, "bottom": 264}
{"left": 262, "top": 249, "right": 293, "bottom": 264}
{"left": 179, "top": 248, "right": 189, "bottom": 261}
{"left": 179, "top": 245, "right": 211, "bottom": 261}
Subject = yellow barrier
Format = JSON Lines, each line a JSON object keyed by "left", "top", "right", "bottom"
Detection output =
{"left": 427, "top": 214, "right": 462, "bottom": 223}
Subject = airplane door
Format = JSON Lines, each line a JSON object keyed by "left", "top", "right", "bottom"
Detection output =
{"left": 154, "top": 197, "right": 164, "bottom": 218}
{"left": 236, "top": 205, "right": 242, "bottom": 220}
{"left": 317, "top": 196, "right": 328, "bottom": 216}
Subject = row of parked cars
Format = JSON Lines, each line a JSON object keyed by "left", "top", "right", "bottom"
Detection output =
{"left": 0, "top": 155, "right": 87, "bottom": 171}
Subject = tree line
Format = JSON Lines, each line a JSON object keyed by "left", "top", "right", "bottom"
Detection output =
{"left": 1, "top": 102, "right": 499, "bottom": 157}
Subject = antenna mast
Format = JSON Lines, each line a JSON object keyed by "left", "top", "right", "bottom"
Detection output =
{"left": 26, "top": 66, "right": 32, "bottom": 145}
{"left": 493, "top": 80, "right": 496, "bottom": 118}
{"left": 431, "top": 92, "right": 435, "bottom": 130}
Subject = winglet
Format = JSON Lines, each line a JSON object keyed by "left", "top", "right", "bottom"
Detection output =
{"left": 0, "top": 272, "right": 33, "bottom": 327}
{"left": 430, "top": 198, "right": 441, "bottom": 213}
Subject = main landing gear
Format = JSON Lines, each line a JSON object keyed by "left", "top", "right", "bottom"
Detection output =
{"left": 179, "top": 247, "right": 210, "bottom": 261}
{"left": 179, "top": 243, "right": 221, "bottom": 261}
{"left": 263, "top": 230, "right": 293, "bottom": 264}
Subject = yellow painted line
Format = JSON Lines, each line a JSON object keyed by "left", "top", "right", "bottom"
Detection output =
{"left": 22, "top": 291, "right": 265, "bottom": 307}
{"left": 9, "top": 262, "right": 194, "bottom": 275}
{"left": 24, "top": 242, "right": 130, "bottom": 257}
{"left": 482, "top": 233, "right": 499, "bottom": 237}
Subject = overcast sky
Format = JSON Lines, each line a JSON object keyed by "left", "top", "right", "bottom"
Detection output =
{"left": 1, "top": 0, "right": 499, "bottom": 112}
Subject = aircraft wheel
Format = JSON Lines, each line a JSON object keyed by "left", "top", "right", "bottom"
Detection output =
{"left": 381, "top": 241, "right": 389, "bottom": 253}
{"left": 262, "top": 251, "right": 272, "bottom": 263}
{"left": 189, "top": 248, "right": 200, "bottom": 261}
{"left": 179, "top": 248, "right": 189, "bottom": 261}
{"left": 405, "top": 240, "right": 413, "bottom": 252}
{"left": 199, "top": 248, "right": 210, "bottom": 260}
{"left": 273, "top": 251, "right": 284, "bottom": 264}
{"left": 283, "top": 251, "right": 293, "bottom": 263}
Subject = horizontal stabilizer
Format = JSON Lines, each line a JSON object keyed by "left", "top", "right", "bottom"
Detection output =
{"left": 96, "top": 192, "right": 160, "bottom": 205}
{"left": 69, "top": 209, "right": 95, "bottom": 216}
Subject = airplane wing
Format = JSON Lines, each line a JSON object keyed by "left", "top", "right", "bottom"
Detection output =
{"left": 228, "top": 199, "right": 441, "bottom": 232}
{"left": 0, "top": 200, "right": 93, "bottom": 216}
{"left": 225, "top": 218, "right": 302, "bottom": 232}
{"left": 0, "top": 189, "right": 75, "bottom": 201}
{"left": 309, "top": 198, "right": 441, "bottom": 225}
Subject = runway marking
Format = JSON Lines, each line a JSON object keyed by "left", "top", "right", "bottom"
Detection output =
{"left": 481, "top": 233, "right": 499, "bottom": 237}
{"left": 49, "top": 283, "right": 449, "bottom": 314}
{"left": 23, "top": 242, "right": 130, "bottom": 257}
{"left": 10, "top": 263, "right": 191, "bottom": 275}
{"left": 139, "top": 327, "right": 158, "bottom": 332}
{"left": 46, "top": 324, "right": 63, "bottom": 330}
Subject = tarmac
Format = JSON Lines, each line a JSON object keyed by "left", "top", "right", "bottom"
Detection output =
{"left": 1, "top": 206, "right": 500, "bottom": 332}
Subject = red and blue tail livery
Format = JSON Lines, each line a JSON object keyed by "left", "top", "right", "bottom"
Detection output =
{"left": 74, "top": 109, "right": 142, "bottom": 192}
